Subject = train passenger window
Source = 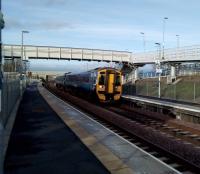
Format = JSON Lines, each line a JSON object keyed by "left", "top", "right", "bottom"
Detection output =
{"left": 98, "top": 75, "right": 105, "bottom": 85}
{"left": 115, "top": 76, "right": 121, "bottom": 86}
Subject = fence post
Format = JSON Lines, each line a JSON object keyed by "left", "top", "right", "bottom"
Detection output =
{"left": 174, "top": 84, "right": 176, "bottom": 100}
{"left": 194, "top": 82, "right": 196, "bottom": 102}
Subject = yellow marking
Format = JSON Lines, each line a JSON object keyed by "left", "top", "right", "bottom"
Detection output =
{"left": 114, "top": 95, "right": 121, "bottom": 101}
{"left": 96, "top": 70, "right": 106, "bottom": 101}
{"left": 99, "top": 94, "right": 106, "bottom": 101}
{"left": 108, "top": 73, "right": 114, "bottom": 93}
{"left": 39, "top": 85, "right": 135, "bottom": 173}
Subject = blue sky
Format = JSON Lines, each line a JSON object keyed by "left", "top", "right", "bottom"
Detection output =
{"left": 2, "top": 0, "right": 200, "bottom": 72}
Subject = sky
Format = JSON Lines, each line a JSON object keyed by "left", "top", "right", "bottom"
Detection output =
{"left": 2, "top": 0, "right": 200, "bottom": 72}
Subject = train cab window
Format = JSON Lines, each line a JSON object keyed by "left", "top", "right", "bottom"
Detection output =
{"left": 115, "top": 76, "right": 121, "bottom": 86}
{"left": 98, "top": 75, "right": 105, "bottom": 85}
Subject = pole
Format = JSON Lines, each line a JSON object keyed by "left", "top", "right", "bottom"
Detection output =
{"left": 162, "top": 17, "right": 168, "bottom": 59}
{"left": 20, "top": 31, "right": 29, "bottom": 95}
{"left": 20, "top": 32, "right": 23, "bottom": 96}
{"left": 21, "top": 31, "right": 24, "bottom": 70}
{"left": 175, "top": 34, "right": 180, "bottom": 65}
{"left": 155, "top": 42, "right": 161, "bottom": 98}
{"left": 158, "top": 72, "right": 161, "bottom": 98}
{"left": 176, "top": 34, "right": 180, "bottom": 48}
{"left": 0, "top": 0, "right": 4, "bottom": 113}
{"left": 0, "top": 1, "right": 4, "bottom": 173}
{"left": 194, "top": 82, "right": 196, "bottom": 102}
{"left": 140, "top": 32, "right": 145, "bottom": 53}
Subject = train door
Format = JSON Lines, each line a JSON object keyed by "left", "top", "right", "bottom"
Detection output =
{"left": 108, "top": 73, "right": 114, "bottom": 93}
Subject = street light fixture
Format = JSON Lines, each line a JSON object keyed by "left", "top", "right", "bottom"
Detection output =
{"left": 155, "top": 42, "right": 162, "bottom": 98}
{"left": 140, "top": 32, "right": 146, "bottom": 53}
{"left": 155, "top": 42, "right": 161, "bottom": 60}
{"left": 162, "top": 17, "right": 168, "bottom": 60}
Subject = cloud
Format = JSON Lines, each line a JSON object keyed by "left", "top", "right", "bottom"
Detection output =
{"left": 4, "top": 15, "right": 75, "bottom": 31}
{"left": 20, "top": 0, "right": 69, "bottom": 7}
{"left": 36, "top": 21, "right": 75, "bottom": 30}
{"left": 44, "top": 0, "right": 68, "bottom": 6}
{"left": 4, "top": 16, "right": 24, "bottom": 30}
{"left": 71, "top": 24, "right": 163, "bottom": 41}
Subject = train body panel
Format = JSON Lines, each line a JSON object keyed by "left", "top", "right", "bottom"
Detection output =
{"left": 55, "top": 75, "right": 65, "bottom": 88}
{"left": 64, "top": 71, "right": 97, "bottom": 92}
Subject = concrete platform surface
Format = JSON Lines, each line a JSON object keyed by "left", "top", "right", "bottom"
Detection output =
{"left": 39, "top": 84, "right": 181, "bottom": 174}
{"left": 4, "top": 83, "right": 110, "bottom": 174}
{"left": 122, "top": 95, "right": 200, "bottom": 114}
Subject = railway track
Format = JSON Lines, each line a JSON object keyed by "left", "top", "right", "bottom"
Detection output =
{"left": 107, "top": 106, "right": 200, "bottom": 147}
{"left": 45, "top": 84, "right": 200, "bottom": 173}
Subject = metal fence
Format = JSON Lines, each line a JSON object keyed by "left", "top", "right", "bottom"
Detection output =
{"left": 0, "top": 59, "right": 28, "bottom": 127}
{"left": 138, "top": 68, "right": 200, "bottom": 80}
{"left": 127, "top": 77, "right": 200, "bottom": 103}
{"left": 1, "top": 73, "right": 20, "bottom": 126}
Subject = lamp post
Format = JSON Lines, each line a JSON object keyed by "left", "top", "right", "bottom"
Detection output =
{"left": 140, "top": 32, "right": 146, "bottom": 53}
{"left": 20, "top": 31, "right": 29, "bottom": 94}
{"left": 155, "top": 42, "right": 162, "bottom": 98}
{"left": 176, "top": 34, "right": 180, "bottom": 48}
{"left": 162, "top": 17, "right": 168, "bottom": 59}
{"left": 0, "top": 0, "right": 4, "bottom": 115}
{"left": 0, "top": 0, "right": 4, "bottom": 69}
{"left": 0, "top": 1, "right": 4, "bottom": 172}
{"left": 176, "top": 34, "right": 180, "bottom": 61}
{"left": 21, "top": 31, "right": 29, "bottom": 61}
{"left": 21, "top": 30, "right": 29, "bottom": 73}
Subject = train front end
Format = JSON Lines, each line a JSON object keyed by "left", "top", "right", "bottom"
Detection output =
{"left": 96, "top": 68, "right": 122, "bottom": 102}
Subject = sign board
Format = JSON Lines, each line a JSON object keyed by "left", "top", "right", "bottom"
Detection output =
{"left": 156, "top": 68, "right": 162, "bottom": 74}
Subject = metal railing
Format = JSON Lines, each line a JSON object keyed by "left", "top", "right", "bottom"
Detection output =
{"left": 0, "top": 73, "right": 20, "bottom": 126}
{"left": 0, "top": 58, "right": 28, "bottom": 127}
{"left": 133, "top": 45, "right": 200, "bottom": 64}
{"left": 3, "top": 44, "right": 132, "bottom": 63}
{"left": 3, "top": 44, "right": 200, "bottom": 65}
{"left": 123, "top": 76, "right": 200, "bottom": 104}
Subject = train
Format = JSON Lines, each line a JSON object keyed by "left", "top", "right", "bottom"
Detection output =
{"left": 55, "top": 67, "right": 122, "bottom": 102}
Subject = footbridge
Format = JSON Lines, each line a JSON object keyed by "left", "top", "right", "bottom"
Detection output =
{"left": 3, "top": 44, "right": 200, "bottom": 63}
{"left": 3, "top": 44, "right": 200, "bottom": 82}
{"left": 3, "top": 44, "right": 132, "bottom": 63}
{"left": 133, "top": 45, "right": 200, "bottom": 64}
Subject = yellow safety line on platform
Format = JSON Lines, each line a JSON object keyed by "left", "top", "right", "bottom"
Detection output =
{"left": 38, "top": 85, "right": 135, "bottom": 174}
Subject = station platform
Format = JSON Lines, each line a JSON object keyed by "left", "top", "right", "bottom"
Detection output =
{"left": 4, "top": 83, "right": 180, "bottom": 174}
{"left": 4, "top": 83, "right": 110, "bottom": 174}
{"left": 122, "top": 95, "right": 200, "bottom": 117}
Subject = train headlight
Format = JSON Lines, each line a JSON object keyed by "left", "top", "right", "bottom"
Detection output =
{"left": 99, "top": 85, "right": 103, "bottom": 89}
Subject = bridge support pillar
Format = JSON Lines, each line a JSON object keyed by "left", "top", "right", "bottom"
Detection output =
{"left": 167, "top": 63, "right": 180, "bottom": 84}
{"left": 133, "top": 67, "right": 139, "bottom": 81}
{"left": 170, "top": 64, "right": 176, "bottom": 79}
{"left": 129, "top": 66, "right": 141, "bottom": 84}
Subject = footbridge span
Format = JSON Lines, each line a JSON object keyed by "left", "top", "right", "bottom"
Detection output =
{"left": 3, "top": 44, "right": 200, "bottom": 82}
{"left": 3, "top": 44, "right": 132, "bottom": 63}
